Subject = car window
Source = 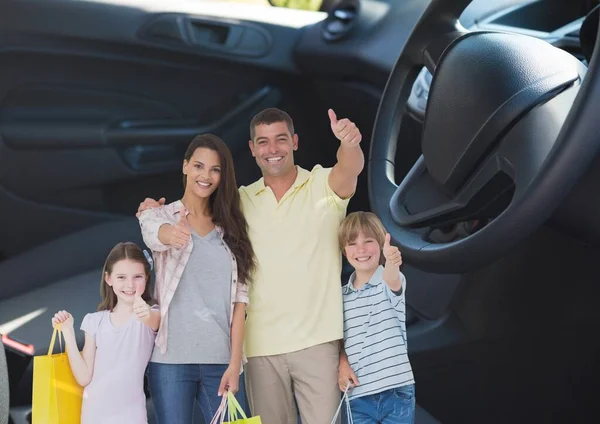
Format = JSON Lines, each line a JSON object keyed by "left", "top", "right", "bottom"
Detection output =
{"left": 204, "top": 0, "right": 324, "bottom": 12}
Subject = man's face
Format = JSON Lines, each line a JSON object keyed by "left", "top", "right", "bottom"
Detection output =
{"left": 249, "top": 121, "right": 298, "bottom": 178}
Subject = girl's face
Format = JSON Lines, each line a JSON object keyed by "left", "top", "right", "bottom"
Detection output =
{"left": 105, "top": 259, "right": 147, "bottom": 305}
{"left": 344, "top": 230, "right": 381, "bottom": 273}
{"left": 183, "top": 147, "right": 222, "bottom": 199}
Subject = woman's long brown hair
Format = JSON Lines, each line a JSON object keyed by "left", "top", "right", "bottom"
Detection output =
{"left": 98, "top": 242, "right": 152, "bottom": 311}
{"left": 183, "top": 134, "right": 256, "bottom": 285}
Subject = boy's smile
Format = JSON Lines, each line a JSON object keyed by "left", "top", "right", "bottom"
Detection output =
{"left": 345, "top": 231, "right": 381, "bottom": 275}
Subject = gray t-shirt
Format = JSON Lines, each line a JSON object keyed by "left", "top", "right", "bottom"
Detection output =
{"left": 151, "top": 229, "right": 232, "bottom": 364}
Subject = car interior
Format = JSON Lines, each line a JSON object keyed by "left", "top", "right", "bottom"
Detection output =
{"left": 1, "top": 0, "right": 599, "bottom": 423}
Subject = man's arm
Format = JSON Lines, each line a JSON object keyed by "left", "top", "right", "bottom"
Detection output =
{"left": 327, "top": 109, "right": 365, "bottom": 199}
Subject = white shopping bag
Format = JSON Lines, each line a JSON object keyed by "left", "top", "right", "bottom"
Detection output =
{"left": 331, "top": 383, "right": 353, "bottom": 424}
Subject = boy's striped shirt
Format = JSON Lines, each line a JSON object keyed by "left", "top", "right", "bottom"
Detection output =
{"left": 342, "top": 265, "right": 414, "bottom": 400}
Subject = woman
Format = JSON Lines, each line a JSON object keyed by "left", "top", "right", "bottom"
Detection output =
{"left": 138, "top": 134, "right": 255, "bottom": 423}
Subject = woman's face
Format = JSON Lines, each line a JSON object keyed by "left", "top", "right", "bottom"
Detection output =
{"left": 183, "top": 147, "right": 222, "bottom": 199}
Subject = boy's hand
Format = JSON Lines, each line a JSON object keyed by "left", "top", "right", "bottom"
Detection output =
{"left": 383, "top": 233, "right": 402, "bottom": 268}
{"left": 168, "top": 206, "right": 191, "bottom": 249}
{"left": 218, "top": 366, "right": 240, "bottom": 396}
{"left": 52, "top": 310, "right": 74, "bottom": 333}
{"left": 133, "top": 281, "right": 150, "bottom": 321}
{"left": 338, "top": 359, "right": 359, "bottom": 392}
{"left": 136, "top": 197, "right": 165, "bottom": 218}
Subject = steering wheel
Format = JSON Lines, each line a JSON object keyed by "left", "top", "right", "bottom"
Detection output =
{"left": 369, "top": 0, "right": 600, "bottom": 273}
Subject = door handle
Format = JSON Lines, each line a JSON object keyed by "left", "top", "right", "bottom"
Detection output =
{"left": 188, "top": 19, "right": 243, "bottom": 50}
{"left": 141, "top": 14, "right": 272, "bottom": 57}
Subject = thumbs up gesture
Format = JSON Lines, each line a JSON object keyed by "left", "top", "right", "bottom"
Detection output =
{"left": 383, "top": 233, "right": 402, "bottom": 268}
{"left": 328, "top": 109, "right": 362, "bottom": 147}
{"left": 168, "top": 206, "right": 191, "bottom": 249}
{"left": 133, "top": 281, "right": 151, "bottom": 322}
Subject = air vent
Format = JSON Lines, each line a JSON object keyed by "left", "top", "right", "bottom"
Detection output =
{"left": 322, "top": 0, "right": 360, "bottom": 42}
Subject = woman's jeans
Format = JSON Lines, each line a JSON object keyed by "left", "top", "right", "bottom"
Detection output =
{"left": 148, "top": 362, "right": 248, "bottom": 424}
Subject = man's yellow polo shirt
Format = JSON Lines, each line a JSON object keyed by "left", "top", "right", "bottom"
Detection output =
{"left": 239, "top": 165, "right": 351, "bottom": 357}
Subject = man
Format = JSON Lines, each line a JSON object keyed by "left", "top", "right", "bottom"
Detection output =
{"left": 137, "top": 107, "right": 364, "bottom": 423}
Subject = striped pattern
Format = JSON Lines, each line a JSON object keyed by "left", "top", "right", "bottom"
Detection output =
{"left": 342, "top": 265, "right": 414, "bottom": 400}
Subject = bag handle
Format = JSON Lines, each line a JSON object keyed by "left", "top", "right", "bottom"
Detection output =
{"left": 330, "top": 383, "right": 353, "bottom": 424}
{"left": 208, "top": 391, "right": 248, "bottom": 424}
{"left": 208, "top": 394, "right": 227, "bottom": 424}
{"left": 226, "top": 391, "right": 248, "bottom": 421}
{"left": 47, "top": 324, "right": 64, "bottom": 356}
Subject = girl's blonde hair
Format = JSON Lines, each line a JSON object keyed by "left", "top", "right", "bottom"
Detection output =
{"left": 338, "top": 212, "right": 387, "bottom": 266}
{"left": 98, "top": 242, "right": 152, "bottom": 311}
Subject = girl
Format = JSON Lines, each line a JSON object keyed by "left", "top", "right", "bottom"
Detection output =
{"left": 51, "top": 241, "right": 160, "bottom": 424}
{"left": 137, "top": 134, "right": 256, "bottom": 423}
{"left": 337, "top": 211, "right": 416, "bottom": 424}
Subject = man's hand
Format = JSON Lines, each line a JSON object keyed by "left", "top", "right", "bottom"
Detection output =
{"left": 338, "top": 359, "right": 359, "bottom": 392}
{"left": 133, "top": 281, "right": 150, "bottom": 322}
{"left": 136, "top": 197, "right": 166, "bottom": 218}
{"left": 218, "top": 365, "right": 240, "bottom": 396}
{"left": 329, "top": 109, "right": 362, "bottom": 148}
{"left": 383, "top": 233, "right": 402, "bottom": 268}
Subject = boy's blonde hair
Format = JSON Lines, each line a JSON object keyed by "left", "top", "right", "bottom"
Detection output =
{"left": 338, "top": 212, "right": 387, "bottom": 265}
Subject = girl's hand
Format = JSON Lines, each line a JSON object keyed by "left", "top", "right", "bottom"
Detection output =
{"left": 338, "top": 360, "right": 359, "bottom": 392}
{"left": 133, "top": 281, "right": 150, "bottom": 321}
{"left": 218, "top": 366, "right": 240, "bottom": 396}
{"left": 52, "top": 310, "right": 74, "bottom": 332}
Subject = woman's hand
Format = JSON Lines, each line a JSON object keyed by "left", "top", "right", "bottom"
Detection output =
{"left": 52, "top": 310, "right": 74, "bottom": 334}
{"left": 218, "top": 365, "right": 240, "bottom": 396}
{"left": 166, "top": 206, "right": 191, "bottom": 249}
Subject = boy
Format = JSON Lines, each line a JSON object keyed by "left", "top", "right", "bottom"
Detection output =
{"left": 337, "top": 211, "right": 416, "bottom": 423}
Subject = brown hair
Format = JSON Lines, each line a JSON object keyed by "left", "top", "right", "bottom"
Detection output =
{"left": 249, "top": 108, "right": 295, "bottom": 141}
{"left": 338, "top": 212, "right": 387, "bottom": 266}
{"left": 98, "top": 242, "right": 152, "bottom": 311}
{"left": 182, "top": 134, "right": 256, "bottom": 285}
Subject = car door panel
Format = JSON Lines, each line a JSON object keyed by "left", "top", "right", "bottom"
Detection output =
{"left": 0, "top": 0, "right": 314, "bottom": 259}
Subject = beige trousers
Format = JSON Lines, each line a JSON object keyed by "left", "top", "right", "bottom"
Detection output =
{"left": 245, "top": 340, "right": 341, "bottom": 424}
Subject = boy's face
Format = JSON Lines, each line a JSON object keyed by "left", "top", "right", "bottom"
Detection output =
{"left": 344, "top": 230, "right": 381, "bottom": 273}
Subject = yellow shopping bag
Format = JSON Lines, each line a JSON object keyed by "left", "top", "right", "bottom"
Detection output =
{"left": 208, "top": 390, "right": 261, "bottom": 424}
{"left": 31, "top": 325, "right": 83, "bottom": 424}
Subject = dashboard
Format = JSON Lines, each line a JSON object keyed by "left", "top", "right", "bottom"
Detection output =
{"left": 295, "top": 0, "right": 598, "bottom": 120}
